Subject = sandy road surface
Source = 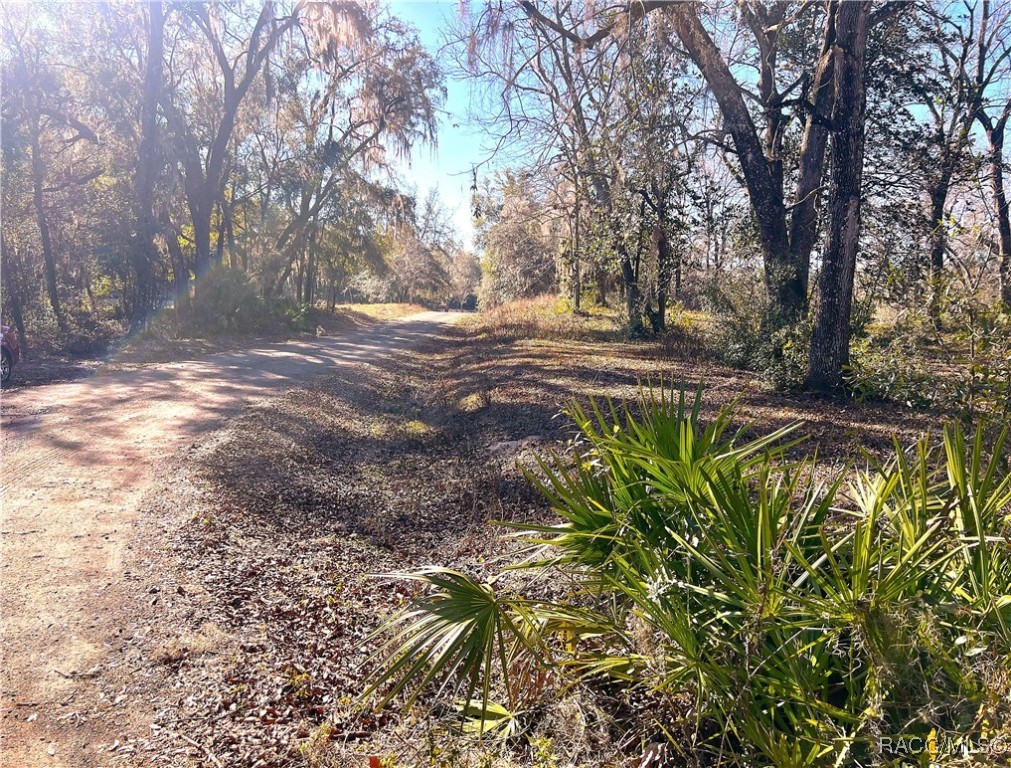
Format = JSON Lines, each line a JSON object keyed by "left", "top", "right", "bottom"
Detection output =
{"left": 0, "top": 312, "right": 459, "bottom": 767}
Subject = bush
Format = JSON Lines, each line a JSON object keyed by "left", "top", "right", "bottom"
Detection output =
{"left": 184, "top": 268, "right": 277, "bottom": 335}
{"left": 366, "top": 385, "right": 1011, "bottom": 766}
{"left": 844, "top": 335, "right": 939, "bottom": 408}
{"left": 705, "top": 302, "right": 811, "bottom": 390}
{"left": 846, "top": 310, "right": 1011, "bottom": 423}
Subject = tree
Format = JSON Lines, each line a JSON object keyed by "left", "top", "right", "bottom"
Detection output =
{"left": 806, "top": 1, "right": 874, "bottom": 392}
{"left": 477, "top": 172, "right": 559, "bottom": 306}
{"left": 261, "top": 8, "right": 443, "bottom": 298}
{"left": 2, "top": 5, "right": 107, "bottom": 331}
{"left": 617, "top": 21, "right": 702, "bottom": 332}
{"left": 159, "top": 2, "right": 298, "bottom": 285}
{"left": 512, "top": 0, "right": 844, "bottom": 322}
{"left": 459, "top": 1, "right": 643, "bottom": 327}
{"left": 133, "top": 1, "right": 165, "bottom": 324}
{"left": 448, "top": 250, "right": 481, "bottom": 308}
{"left": 965, "top": 1, "right": 1011, "bottom": 307}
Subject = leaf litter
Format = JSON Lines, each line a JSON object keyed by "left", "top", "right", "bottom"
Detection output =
{"left": 117, "top": 325, "right": 932, "bottom": 767}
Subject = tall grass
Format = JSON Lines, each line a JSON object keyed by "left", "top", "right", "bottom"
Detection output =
{"left": 365, "top": 384, "right": 1011, "bottom": 766}
{"left": 468, "top": 296, "right": 622, "bottom": 342}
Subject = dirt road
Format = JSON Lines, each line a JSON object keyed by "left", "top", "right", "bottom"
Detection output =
{"left": 0, "top": 312, "right": 460, "bottom": 768}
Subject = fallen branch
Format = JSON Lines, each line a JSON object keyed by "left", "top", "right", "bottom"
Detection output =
{"left": 176, "top": 732, "right": 224, "bottom": 768}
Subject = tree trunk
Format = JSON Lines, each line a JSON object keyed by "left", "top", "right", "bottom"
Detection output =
{"left": 190, "top": 196, "right": 213, "bottom": 280}
{"left": 674, "top": 249, "right": 682, "bottom": 301}
{"left": 927, "top": 175, "right": 951, "bottom": 320}
{"left": 215, "top": 204, "right": 227, "bottom": 266}
{"left": 806, "top": 1, "right": 872, "bottom": 393}
{"left": 619, "top": 250, "right": 644, "bottom": 338}
{"left": 81, "top": 264, "right": 96, "bottom": 315}
{"left": 161, "top": 6, "right": 296, "bottom": 297}
{"left": 595, "top": 267, "right": 607, "bottom": 306}
{"left": 28, "top": 102, "right": 64, "bottom": 330}
{"left": 983, "top": 121, "right": 1011, "bottom": 308}
{"left": 225, "top": 201, "right": 237, "bottom": 270}
{"left": 1, "top": 234, "right": 29, "bottom": 358}
{"left": 666, "top": 4, "right": 804, "bottom": 322}
{"left": 305, "top": 248, "right": 315, "bottom": 307}
{"left": 131, "top": 0, "right": 164, "bottom": 328}
{"left": 9, "top": 289, "right": 28, "bottom": 359}
{"left": 572, "top": 201, "right": 581, "bottom": 312}
{"left": 928, "top": 181, "right": 950, "bottom": 277}
{"left": 162, "top": 220, "right": 189, "bottom": 311}
{"left": 654, "top": 223, "right": 671, "bottom": 333}
{"left": 787, "top": 11, "right": 838, "bottom": 303}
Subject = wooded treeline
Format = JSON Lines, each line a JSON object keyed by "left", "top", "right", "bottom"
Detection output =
{"left": 466, "top": 0, "right": 1011, "bottom": 391}
{"left": 2, "top": 0, "right": 1009, "bottom": 392}
{"left": 1, "top": 1, "right": 478, "bottom": 353}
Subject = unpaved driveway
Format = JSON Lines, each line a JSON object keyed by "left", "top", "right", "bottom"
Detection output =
{"left": 0, "top": 312, "right": 459, "bottom": 767}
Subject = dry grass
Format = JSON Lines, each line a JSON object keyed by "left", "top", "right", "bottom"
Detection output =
{"left": 336, "top": 303, "right": 428, "bottom": 321}
{"left": 467, "top": 295, "right": 623, "bottom": 342}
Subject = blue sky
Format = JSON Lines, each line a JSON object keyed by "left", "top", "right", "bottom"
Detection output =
{"left": 390, "top": 1, "right": 487, "bottom": 250}
{"left": 381, "top": 2, "right": 478, "bottom": 249}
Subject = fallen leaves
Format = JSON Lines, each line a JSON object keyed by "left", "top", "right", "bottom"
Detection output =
{"left": 127, "top": 326, "right": 927, "bottom": 766}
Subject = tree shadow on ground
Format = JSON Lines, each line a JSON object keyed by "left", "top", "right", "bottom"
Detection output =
{"left": 196, "top": 322, "right": 936, "bottom": 558}
{"left": 149, "top": 320, "right": 945, "bottom": 766}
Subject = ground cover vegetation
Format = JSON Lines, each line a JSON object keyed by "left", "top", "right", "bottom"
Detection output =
{"left": 3, "top": 1, "right": 1011, "bottom": 766}
{"left": 131, "top": 324, "right": 960, "bottom": 768}
{"left": 367, "top": 382, "right": 1011, "bottom": 766}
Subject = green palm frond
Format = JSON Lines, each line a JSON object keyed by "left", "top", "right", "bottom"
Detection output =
{"left": 365, "top": 568, "right": 539, "bottom": 712}
{"left": 364, "top": 387, "right": 1011, "bottom": 763}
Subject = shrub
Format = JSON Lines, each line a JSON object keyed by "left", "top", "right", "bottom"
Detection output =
{"left": 844, "top": 336, "right": 939, "bottom": 408}
{"left": 365, "top": 385, "right": 1011, "bottom": 766}
{"left": 185, "top": 268, "right": 276, "bottom": 334}
{"left": 705, "top": 303, "right": 811, "bottom": 390}
{"left": 846, "top": 310, "right": 1011, "bottom": 423}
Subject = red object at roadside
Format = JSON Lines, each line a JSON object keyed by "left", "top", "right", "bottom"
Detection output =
{"left": 2, "top": 325, "right": 20, "bottom": 385}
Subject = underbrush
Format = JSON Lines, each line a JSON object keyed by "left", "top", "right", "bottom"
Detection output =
{"left": 689, "top": 302, "right": 812, "bottom": 391}
{"left": 845, "top": 307, "right": 1011, "bottom": 423}
{"left": 468, "top": 295, "right": 623, "bottom": 343}
{"left": 137, "top": 271, "right": 415, "bottom": 339}
{"left": 661, "top": 286, "right": 1009, "bottom": 422}
{"left": 12, "top": 304, "right": 125, "bottom": 359}
{"left": 366, "top": 384, "right": 1011, "bottom": 767}
{"left": 113, "top": 272, "right": 427, "bottom": 363}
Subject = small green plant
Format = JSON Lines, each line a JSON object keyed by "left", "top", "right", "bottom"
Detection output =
{"left": 296, "top": 722, "right": 333, "bottom": 765}
{"left": 284, "top": 667, "right": 314, "bottom": 702}
{"left": 527, "top": 735, "right": 557, "bottom": 768}
{"left": 366, "top": 384, "right": 1011, "bottom": 766}
{"left": 425, "top": 729, "right": 465, "bottom": 768}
